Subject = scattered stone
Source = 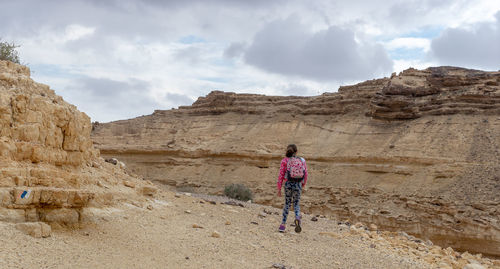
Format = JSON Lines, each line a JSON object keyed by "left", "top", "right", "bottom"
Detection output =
{"left": 225, "top": 221, "right": 231, "bottom": 225}
{"left": 146, "top": 205, "right": 153, "bottom": 210}
{"left": 370, "top": 244, "right": 376, "bottom": 248}
{"left": 222, "top": 201, "right": 245, "bottom": 207}
{"left": 185, "top": 257, "right": 190, "bottom": 260}
{"left": 15, "top": 222, "right": 51, "bottom": 238}
{"left": 184, "top": 210, "right": 192, "bottom": 214}
{"left": 263, "top": 208, "right": 273, "bottom": 214}
{"left": 138, "top": 186, "right": 158, "bottom": 196}
{"left": 131, "top": 201, "right": 142, "bottom": 208}
{"left": 192, "top": 224, "right": 203, "bottom": 229}
{"left": 117, "top": 161, "right": 126, "bottom": 169}
{"left": 211, "top": 231, "right": 221, "bottom": 238}
{"left": 272, "top": 263, "right": 287, "bottom": 269}
{"left": 311, "top": 216, "right": 318, "bottom": 221}
{"left": 91, "top": 161, "right": 101, "bottom": 168}
{"left": 83, "top": 231, "right": 90, "bottom": 236}
{"left": 250, "top": 221, "right": 258, "bottom": 225}
{"left": 105, "top": 158, "right": 118, "bottom": 165}
{"left": 123, "top": 180, "right": 136, "bottom": 188}
{"left": 199, "top": 200, "right": 205, "bottom": 204}
{"left": 354, "top": 222, "right": 365, "bottom": 229}
{"left": 258, "top": 212, "right": 267, "bottom": 218}
{"left": 464, "top": 263, "right": 486, "bottom": 269}
{"left": 174, "top": 193, "right": 181, "bottom": 198}
{"left": 369, "top": 224, "right": 378, "bottom": 231}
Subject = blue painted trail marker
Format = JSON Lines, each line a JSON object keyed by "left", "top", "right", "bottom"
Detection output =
{"left": 20, "top": 190, "right": 31, "bottom": 199}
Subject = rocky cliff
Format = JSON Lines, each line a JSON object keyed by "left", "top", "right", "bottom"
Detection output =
{"left": 91, "top": 66, "right": 500, "bottom": 257}
{"left": 0, "top": 60, "right": 156, "bottom": 230}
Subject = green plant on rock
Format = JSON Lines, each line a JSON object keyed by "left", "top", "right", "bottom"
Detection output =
{"left": 224, "top": 183, "right": 253, "bottom": 201}
{"left": 0, "top": 39, "right": 20, "bottom": 64}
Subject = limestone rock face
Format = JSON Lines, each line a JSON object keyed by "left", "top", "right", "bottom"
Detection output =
{"left": 0, "top": 60, "right": 153, "bottom": 227}
{"left": 91, "top": 66, "right": 500, "bottom": 256}
{"left": 370, "top": 67, "right": 500, "bottom": 120}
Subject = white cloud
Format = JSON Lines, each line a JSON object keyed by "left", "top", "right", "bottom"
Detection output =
{"left": 385, "top": 37, "right": 431, "bottom": 52}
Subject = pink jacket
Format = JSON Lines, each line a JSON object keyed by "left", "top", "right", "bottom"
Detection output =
{"left": 277, "top": 157, "right": 308, "bottom": 190}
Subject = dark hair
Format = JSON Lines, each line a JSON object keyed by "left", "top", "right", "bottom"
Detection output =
{"left": 286, "top": 144, "right": 297, "bottom": 157}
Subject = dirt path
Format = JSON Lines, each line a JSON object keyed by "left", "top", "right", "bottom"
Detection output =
{"left": 0, "top": 190, "right": 495, "bottom": 269}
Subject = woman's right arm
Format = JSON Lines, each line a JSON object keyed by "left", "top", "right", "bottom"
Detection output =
{"left": 277, "top": 158, "right": 287, "bottom": 190}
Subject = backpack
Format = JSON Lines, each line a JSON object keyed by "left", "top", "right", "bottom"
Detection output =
{"left": 286, "top": 156, "right": 305, "bottom": 180}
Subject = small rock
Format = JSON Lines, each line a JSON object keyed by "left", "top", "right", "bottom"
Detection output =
{"left": 258, "top": 212, "right": 267, "bottom": 218}
{"left": 463, "top": 263, "right": 485, "bottom": 269}
{"left": 15, "top": 222, "right": 51, "bottom": 238}
{"left": 117, "top": 161, "right": 126, "bottom": 169}
{"left": 272, "top": 263, "right": 286, "bottom": 269}
{"left": 311, "top": 216, "right": 318, "bottom": 221}
{"left": 185, "top": 256, "right": 189, "bottom": 260}
{"left": 250, "top": 221, "right": 258, "bottom": 225}
{"left": 105, "top": 158, "right": 118, "bottom": 165}
{"left": 123, "top": 180, "right": 136, "bottom": 188}
{"left": 211, "top": 231, "right": 221, "bottom": 238}
{"left": 354, "top": 222, "right": 364, "bottom": 229}
{"left": 192, "top": 224, "right": 203, "bottom": 229}
{"left": 139, "top": 186, "right": 158, "bottom": 196}
{"left": 263, "top": 209, "right": 273, "bottom": 214}
{"left": 225, "top": 221, "right": 231, "bottom": 225}
{"left": 131, "top": 201, "right": 142, "bottom": 208}
{"left": 370, "top": 244, "right": 376, "bottom": 248}
{"left": 147, "top": 205, "right": 153, "bottom": 210}
{"left": 184, "top": 210, "right": 192, "bottom": 214}
{"left": 174, "top": 193, "right": 181, "bottom": 198}
{"left": 369, "top": 224, "right": 378, "bottom": 231}
{"left": 83, "top": 231, "right": 90, "bottom": 236}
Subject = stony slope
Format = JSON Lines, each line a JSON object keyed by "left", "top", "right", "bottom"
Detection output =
{"left": 92, "top": 66, "right": 500, "bottom": 257}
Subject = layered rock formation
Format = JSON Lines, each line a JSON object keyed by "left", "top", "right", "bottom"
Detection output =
{"left": 91, "top": 66, "right": 500, "bottom": 256}
{"left": 0, "top": 60, "right": 155, "bottom": 228}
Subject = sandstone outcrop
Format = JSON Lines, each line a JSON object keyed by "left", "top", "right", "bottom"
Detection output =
{"left": 91, "top": 66, "right": 500, "bottom": 257}
{"left": 0, "top": 60, "right": 155, "bottom": 228}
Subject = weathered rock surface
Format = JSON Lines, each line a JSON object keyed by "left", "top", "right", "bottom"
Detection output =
{"left": 91, "top": 66, "right": 500, "bottom": 257}
{"left": 0, "top": 60, "right": 155, "bottom": 227}
{"left": 15, "top": 221, "right": 51, "bottom": 238}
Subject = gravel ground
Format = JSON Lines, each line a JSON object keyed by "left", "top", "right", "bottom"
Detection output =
{"left": 0, "top": 190, "right": 473, "bottom": 269}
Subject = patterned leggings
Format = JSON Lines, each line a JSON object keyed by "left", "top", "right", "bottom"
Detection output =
{"left": 281, "top": 180, "right": 302, "bottom": 224}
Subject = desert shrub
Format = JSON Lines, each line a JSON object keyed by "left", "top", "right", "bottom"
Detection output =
{"left": 0, "top": 40, "right": 20, "bottom": 64}
{"left": 224, "top": 183, "right": 253, "bottom": 201}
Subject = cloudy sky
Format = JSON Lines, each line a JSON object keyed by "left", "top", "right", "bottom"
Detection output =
{"left": 1, "top": 0, "right": 499, "bottom": 122}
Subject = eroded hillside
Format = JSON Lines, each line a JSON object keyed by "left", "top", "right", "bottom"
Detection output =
{"left": 0, "top": 60, "right": 157, "bottom": 230}
{"left": 92, "top": 67, "right": 500, "bottom": 257}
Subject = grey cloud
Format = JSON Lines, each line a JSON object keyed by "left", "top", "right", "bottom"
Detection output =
{"left": 223, "top": 42, "right": 246, "bottom": 58}
{"left": 243, "top": 16, "right": 393, "bottom": 81}
{"left": 60, "top": 76, "right": 191, "bottom": 122}
{"left": 388, "top": 0, "right": 455, "bottom": 25}
{"left": 430, "top": 12, "right": 500, "bottom": 70}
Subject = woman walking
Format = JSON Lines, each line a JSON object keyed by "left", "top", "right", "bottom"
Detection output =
{"left": 277, "top": 144, "right": 308, "bottom": 233}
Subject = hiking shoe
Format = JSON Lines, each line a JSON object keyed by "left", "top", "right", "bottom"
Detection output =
{"left": 294, "top": 218, "right": 302, "bottom": 233}
{"left": 278, "top": 224, "right": 286, "bottom": 233}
